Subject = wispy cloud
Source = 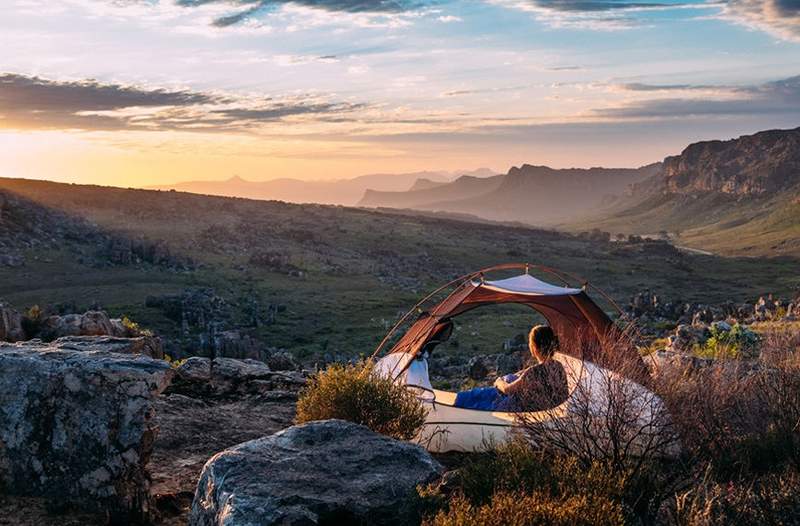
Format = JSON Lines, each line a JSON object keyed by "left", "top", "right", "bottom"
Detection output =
{"left": 0, "top": 73, "right": 363, "bottom": 132}
{"left": 716, "top": 0, "right": 800, "bottom": 43}
{"left": 174, "top": 0, "right": 439, "bottom": 26}
{"left": 491, "top": 0, "right": 711, "bottom": 30}
{"left": 596, "top": 75, "right": 800, "bottom": 118}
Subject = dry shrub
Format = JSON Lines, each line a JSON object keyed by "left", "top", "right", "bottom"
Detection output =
{"left": 657, "top": 362, "right": 755, "bottom": 475}
{"left": 515, "top": 326, "right": 681, "bottom": 520}
{"left": 671, "top": 467, "right": 800, "bottom": 526}
{"left": 659, "top": 325, "right": 800, "bottom": 477}
{"left": 295, "top": 360, "right": 427, "bottom": 440}
{"left": 422, "top": 490, "right": 625, "bottom": 526}
{"left": 422, "top": 440, "right": 626, "bottom": 526}
{"left": 752, "top": 328, "right": 800, "bottom": 469}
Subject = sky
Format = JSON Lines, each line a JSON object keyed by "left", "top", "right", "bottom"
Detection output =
{"left": 2, "top": 0, "right": 800, "bottom": 186}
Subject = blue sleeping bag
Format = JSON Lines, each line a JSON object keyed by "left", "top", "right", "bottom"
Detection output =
{"left": 453, "top": 374, "right": 517, "bottom": 411}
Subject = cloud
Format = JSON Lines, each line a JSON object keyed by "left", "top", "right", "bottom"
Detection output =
{"left": 717, "top": 0, "right": 800, "bottom": 42}
{"left": 0, "top": 73, "right": 362, "bottom": 132}
{"left": 174, "top": 0, "right": 437, "bottom": 26}
{"left": 493, "top": 0, "right": 710, "bottom": 30}
{"left": 595, "top": 75, "right": 800, "bottom": 118}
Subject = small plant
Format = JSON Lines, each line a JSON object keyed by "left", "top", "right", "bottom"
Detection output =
{"left": 295, "top": 361, "right": 427, "bottom": 440}
{"left": 695, "top": 323, "right": 759, "bottom": 360}
{"left": 163, "top": 353, "right": 187, "bottom": 369}
{"left": 121, "top": 315, "right": 153, "bottom": 337}
{"left": 21, "top": 304, "right": 44, "bottom": 338}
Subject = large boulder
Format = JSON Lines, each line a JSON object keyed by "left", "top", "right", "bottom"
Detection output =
{"left": 40, "top": 310, "right": 135, "bottom": 340}
{"left": 0, "top": 340, "right": 174, "bottom": 521}
{"left": 190, "top": 420, "right": 442, "bottom": 526}
{"left": 0, "top": 303, "right": 24, "bottom": 342}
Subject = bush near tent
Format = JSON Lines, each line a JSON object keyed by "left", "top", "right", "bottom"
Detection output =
{"left": 296, "top": 361, "right": 427, "bottom": 440}
{"left": 418, "top": 441, "right": 627, "bottom": 526}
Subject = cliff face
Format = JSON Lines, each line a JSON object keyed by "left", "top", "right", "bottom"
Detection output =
{"left": 663, "top": 127, "right": 800, "bottom": 195}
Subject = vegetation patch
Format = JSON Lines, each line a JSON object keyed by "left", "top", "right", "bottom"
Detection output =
{"left": 295, "top": 361, "right": 427, "bottom": 440}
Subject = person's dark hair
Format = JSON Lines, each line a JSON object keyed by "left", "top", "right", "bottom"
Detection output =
{"left": 529, "top": 325, "right": 558, "bottom": 360}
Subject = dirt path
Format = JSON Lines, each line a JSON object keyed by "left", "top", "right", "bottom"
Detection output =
{"left": 151, "top": 391, "right": 298, "bottom": 524}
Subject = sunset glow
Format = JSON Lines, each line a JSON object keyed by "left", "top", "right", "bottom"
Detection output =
{"left": 3, "top": 0, "right": 800, "bottom": 185}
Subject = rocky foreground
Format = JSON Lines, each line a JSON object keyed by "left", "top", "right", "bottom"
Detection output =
{"left": 0, "top": 335, "right": 444, "bottom": 526}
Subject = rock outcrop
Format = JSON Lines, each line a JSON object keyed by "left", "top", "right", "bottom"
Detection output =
{"left": 169, "top": 356, "right": 305, "bottom": 398}
{"left": 0, "top": 302, "right": 24, "bottom": 341}
{"left": 190, "top": 419, "right": 442, "bottom": 526}
{"left": 663, "top": 127, "right": 800, "bottom": 196}
{"left": 0, "top": 340, "right": 174, "bottom": 521}
{"left": 42, "top": 310, "right": 123, "bottom": 339}
{"left": 51, "top": 334, "right": 164, "bottom": 359}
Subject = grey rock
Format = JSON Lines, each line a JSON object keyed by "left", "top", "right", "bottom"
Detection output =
{"left": 467, "top": 356, "right": 488, "bottom": 380}
{"left": 0, "top": 303, "right": 24, "bottom": 342}
{"left": 0, "top": 340, "right": 174, "bottom": 521}
{"left": 190, "top": 420, "right": 442, "bottom": 526}
{"left": 266, "top": 350, "right": 301, "bottom": 371}
{"left": 52, "top": 335, "right": 164, "bottom": 359}
{"left": 41, "top": 310, "right": 130, "bottom": 339}
{"left": 173, "top": 357, "right": 305, "bottom": 398}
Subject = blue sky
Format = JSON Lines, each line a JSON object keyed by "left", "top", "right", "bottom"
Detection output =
{"left": 1, "top": 0, "right": 799, "bottom": 184}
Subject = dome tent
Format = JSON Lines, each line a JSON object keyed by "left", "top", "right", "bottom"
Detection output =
{"left": 374, "top": 263, "right": 648, "bottom": 384}
{"left": 373, "top": 263, "right": 661, "bottom": 453}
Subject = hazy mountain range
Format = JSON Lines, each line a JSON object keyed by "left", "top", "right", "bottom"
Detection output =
{"left": 358, "top": 165, "right": 662, "bottom": 225}
{"left": 149, "top": 126, "right": 800, "bottom": 256}
{"left": 150, "top": 168, "right": 496, "bottom": 206}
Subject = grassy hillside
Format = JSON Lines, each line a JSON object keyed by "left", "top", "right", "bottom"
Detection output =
{"left": 0, "top": 177, "right": 797, "bottom": 360}
{"left": 567, "top": 189, "right": 800, "bottom": 257}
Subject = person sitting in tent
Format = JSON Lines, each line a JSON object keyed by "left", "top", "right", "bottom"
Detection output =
{"left": 453, "top": 325, "right": 568, "bottom": 411}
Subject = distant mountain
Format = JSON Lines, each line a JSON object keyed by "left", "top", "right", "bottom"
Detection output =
{"left": 359, "top": 164, "right": 659, "bottom": 225}
{"left": 407, "top": 178, "right": 447, "bottom": 191}
{"left": 360, "top": 174, "right": 504, "bottom": 210}
{"left": 150, "top": 168, "right": 496, "bottom": 206}
{"left": 568, "top": 127, "right": 800, "bottom": 256}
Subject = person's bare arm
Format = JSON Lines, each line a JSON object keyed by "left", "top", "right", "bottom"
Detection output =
{"left": 494, "top": 368, "right": 531, "bottom": 395}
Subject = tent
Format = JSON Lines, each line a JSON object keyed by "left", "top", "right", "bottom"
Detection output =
{"left": 374, "top": 263, "right": 667, "bottom": 453}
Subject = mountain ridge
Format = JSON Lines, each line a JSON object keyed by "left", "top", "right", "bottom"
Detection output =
{"left": 150, "top": 168, "right": 496, "bottom": 206}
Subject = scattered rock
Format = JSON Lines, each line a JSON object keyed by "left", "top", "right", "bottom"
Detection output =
{"left": 189, "top": 420, "right": 442, "bottom": 526}
{"left": 467, "top": 356, "right": 488, "bottom": 380}
{"left": 265, "top": 350, "right": 301, "bottom": 371}
{"left": 0, "top": 340, "right": 174, "bottom": 521}
{"left": 170, "top": 357, "right": 305, "bottom": 398}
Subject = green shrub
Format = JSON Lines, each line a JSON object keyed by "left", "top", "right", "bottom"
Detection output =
{"left": 163, "top": 353, "right": 187, "bottom": 369}
{"left": 695, "top": 323, "right": 759, "bottom": 360}
{"left": 295, "top": 361, "right": 427, "bottom": 440}
{"left": 422, "top": 490, "right": 625, "bottom": 526}
{"left": 121, "top": 315, "right": 152, "bottom": 336}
